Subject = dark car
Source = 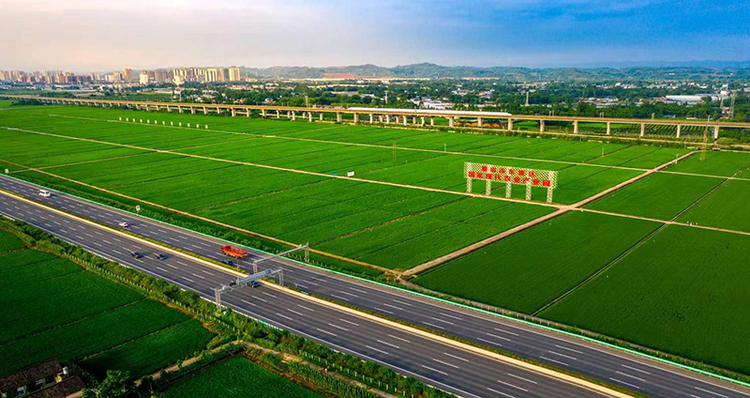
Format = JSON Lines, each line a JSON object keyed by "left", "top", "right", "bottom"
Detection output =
{"left": 250, "top": 281, "right": 261, "bottom": 288}
{"left": 221, "top": 259, "right": 234, "bottom": 266}
{"left": 154, "top": 253, "right": 168, "bottom": 260}
{"left": 130, "top": 251, "right": 143, "bottom": 259}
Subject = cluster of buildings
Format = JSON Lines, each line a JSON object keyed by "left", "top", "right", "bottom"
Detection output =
{"left": 0, "top": 66, "right": 242, "bottom": 86}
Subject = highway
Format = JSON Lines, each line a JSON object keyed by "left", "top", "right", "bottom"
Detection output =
{"left": 0, "top": 176, "right": 603, "bottom": 398}
{"left": 1, "top": 174, "right": 749, "bottom": 398}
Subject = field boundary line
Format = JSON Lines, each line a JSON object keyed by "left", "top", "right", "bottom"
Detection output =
{"left": 8, "top": 152, "right": 154, "bottom": 174}
{"left": 263, "top": 280, "right": 634, "bottom": 398}
{"left": 46, "top": 111, "right": 656, "bottom": 173}
{"left": 5, "top": 125, "right": 563, "bottom": 209}
{"left": 404, "top": 150, "right": 698, "bottom": 276}
{"left": 577, "top": 208, "right": 750, "bottom": 236}
{"left": 0, "top": 161, "right": 395, "bottom": 275}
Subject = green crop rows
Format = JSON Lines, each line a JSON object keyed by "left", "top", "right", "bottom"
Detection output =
{"left": 415, "top": 212, "right": 661, "bottom": 313}
{"left": 0, "top": 105, "right": 690, "bottom": 270}
{"left": 0, "top": 230, "right": 214, "bottom": 378}
{"left": 540, "top": 225, "right": 750, "bottom": 375}
{"left": 585, "top": 172, "right": 722, "bottom": 220}
{"left": 678, "top": 179, "right": 750, "bottom": 232}
{"left": 162, "top": 356, "right": 323, "bottom": 398}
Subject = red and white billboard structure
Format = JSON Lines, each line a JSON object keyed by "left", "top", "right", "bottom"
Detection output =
{"left": 464, "top": 162, "right": 559, "bottom": 203}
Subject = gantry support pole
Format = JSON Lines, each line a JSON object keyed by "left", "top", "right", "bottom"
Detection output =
{"left": 540, "top": 120, "right": 545, "bottom": 132}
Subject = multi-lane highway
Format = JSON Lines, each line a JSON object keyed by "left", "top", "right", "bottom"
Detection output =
{"left": 1, "top": 174, "right": 749, "bottom": 398}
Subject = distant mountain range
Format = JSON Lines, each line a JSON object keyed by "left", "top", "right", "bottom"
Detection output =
{"left": 240, "top": 62, "right": 750, "bottom": 81}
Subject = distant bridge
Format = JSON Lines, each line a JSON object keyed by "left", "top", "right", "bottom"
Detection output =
{"left": 3, "top": 94, "right": 749, "bottom": 140}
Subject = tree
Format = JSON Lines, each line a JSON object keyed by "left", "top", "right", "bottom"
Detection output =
{"left": 87, "top": 370, "right": 132, "bottom": 398}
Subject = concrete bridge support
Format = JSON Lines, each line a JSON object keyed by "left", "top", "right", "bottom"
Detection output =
{"left": 606, "top": 122, "right": 611, "bottom": 135}
{"left": 319, "top": 113, "right": 324, "bottom": 121}
{"left": 231, "top": 108, "right": 236, "bottom": 117}
{"left": 421, "top": 116, "right": 425, "bottom": 126}
{"left": 640, "top": 123, "right": 646, "bottom": 137}
{"left": 430, "top": 117, "right": 435, "bottom": 126}
{"left": 573, "top": 121, "right": 579, "bottom": 134}
{"left": 713, "top": 126, "right": 720, "bottom": 139}
{"left": 477, "top": 117, "right": 483, "bottom": 128}
{"left": 261, "top": 109, "right": 266, "bottom": 117}
{"left": 507, "top": 118, "right": 513, "bottom": 130}
{"left": 676, "top": 125, "right": 681, "bottom": 138}
{"left": 369, "top": 114, "right": 374, "bottom": 123}
{"left": 449, "top": 117, "right": 455, "bottom": 128}
{"left": 292, "top": 111, "right": 296, "bottom": 121}
{"left": 386, "top": 115, "right": 391, "bottom": 124}
{"left": 540, "top": 120, "right": 545, "bottom": 132}
{"left": 246, "top": 108, "right": 251, "bottom": 117}
{"left": 353, "top": 113, "right": 359, "bottom": 123}
{"left": 308, "top": 112, "right": 313, "bottom": 122}
{"left": 276, "top": 110, "right": 280, "bottom": 118}
{"left": 190, "top": 107, "right": 195, "bottom": 114}
{"left": 403, "top": 117, "right": 407, "bottom": 126}
{"left": 336, "top": 113, "right": 342, "bottom": 123}
{"left": 203, "top": 107, "right": 208, "bottom": 114}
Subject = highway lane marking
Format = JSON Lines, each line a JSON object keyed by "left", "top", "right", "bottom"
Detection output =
{"left": 547, "top": 350, "right": 577, "bottom": 361}
{"left": 444, "top": 352, "right": 470, "bottom": 363}
{"left": 156, "top": 266, "right": 169, "bottom": 273}
{"left": 94, "top": 231, "right": 103, "bottom": 236}
{"left": 694, "top": 387, "right": 729, "bottom": 398}
{"left": 200, "top": 269, "right": 215, "bottom": 276}
{"left": 432, "top": 358, "right": 459, "bottom": 369}
{"left": 112, "top": 249, "right": 123, "bottom": 255}
{"left": 486, "top": 332, "right": 512, "bottom": 342}
{"left": 507, "top": 373, "right": 538, "bottom": 385}
{"left": 275, "top": 312, "right": 294, "bottom": 321}
{"left": 338, "top": 318, "right": 360, "bottom": 327}
{"left": 240, "top": 299, "right": 256, "bottom": 307}
{"left": 615, "top": 371, "right": 646, "bottom": 382}
{"left": 348, "top": 286, "right": 368, "bottom": 294}
{"left": 391, "top": 299, "right": 413, "bottom": 307}
{"left": 365, "top": 345, "right": 389, "bottom": 356}
{"left": 297, "top": 304, "right": 315, "bottom": 312}
{"left": 421, "top": 365, "right": 448, "bottom": 376}
{"left": 423, "top": 321, "right": 445, "bottom": 330}
{"left": 53, "top": 221, "right": 61, "bottom": 226}
{"left": 497, "top": 380, "right": 528, "bottom": 392}
{"left": 438, "top": 312, "right": 464, "bottom": 321}
{"left": 620, "top": 364, "right": 651, "bottom": 375}
{"left": 540, "top": 356, "right": 568, "bottom": 367}
{"left": 261, "top": 292, "right": 277, "bottom": 299}
{"left": 380, "top": 303, "right": 404, "bottom": 311}
{"left": 431, "top": 317, "right": 455, "bottom": 325}
{"left": 486, "top": 387, "right": 515, "bottom": 398}
{"left": 92, "top": 242, "right": 103, "bottom": 248}
{"left": 305, "top": 280, "right": 319, "bottom": 286}
{"left": 609, "top": 377, "right": 641, "bottom": 390}
{"left": 310, "top": 276, "right": 327, "bottom": 282}
{"left": 493, "top": 328, "right": 519, "bottom": 337}
{"left": 254, "top": 296, "right": 268, "bottom": 303}
{"left": 388, "top": 334, "right": 411, "bottom": 344}
{"left": 191, "top": 273, "right": 205, "bottom": 280}
{"left": 339, "top": 291, "right": 358, "bottom": 297}
{"left": 183, "top": 276, "right": 195, "bottom": 283}
{"left": 284, "top": 308, "right": 304, "bottom": 317}
{"left": 166, "top": 263, "right": 179, "bottom": 269}
{"left": 374, "top": 307, "right": 394, "bottom": 315}
{"left": 330, "top": 294, "right": 349, "bottom": 301}
{"left": 555, "top": 344, "right": 583, "bottom": 354}
{"left": 295, "top": 283, "right": 310, "bottom": 289}
{"left": 377, "top": 339, "right": 400, "bottom": 349}
{"left": 327, "top": 323, "right": 348, "bottom": 332}
{"left": 477, "top": 337, "right": 502, "bottom": 347}
{"left": 103, "top": 239, "right": 112, "bottom": 244}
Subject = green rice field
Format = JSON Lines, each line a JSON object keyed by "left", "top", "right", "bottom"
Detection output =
{"left": 540, "top": 225, "right": 750, "bottom": 375}
{"left": 0, "top": 228, "right": 214, "bottom": 378}
{"left": 162, "top": 356, "right": 323, "bottom": 398}
{"left": 2, "top": 103, "right": 750, "bottom": 375}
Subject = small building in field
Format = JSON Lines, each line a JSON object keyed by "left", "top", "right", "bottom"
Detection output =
{"left": 0, "top": 359, "right": 84, "bottom": 398}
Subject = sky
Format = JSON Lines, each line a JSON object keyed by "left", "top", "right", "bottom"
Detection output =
{"left": 0, "top": 0, "right": 748, "bottom": 72}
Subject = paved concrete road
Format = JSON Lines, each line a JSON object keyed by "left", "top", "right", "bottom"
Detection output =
{"left": 1, "top": 174, "right": 749, "bottom": 398}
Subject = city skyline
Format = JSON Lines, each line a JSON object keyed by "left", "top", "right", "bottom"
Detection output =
{"left": 1, "top": 0, "right": 748, "bottom": 72}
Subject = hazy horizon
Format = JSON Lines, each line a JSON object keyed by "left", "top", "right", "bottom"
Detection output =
{"left": 1, "top": 0, "right": 748, "bottom": 72}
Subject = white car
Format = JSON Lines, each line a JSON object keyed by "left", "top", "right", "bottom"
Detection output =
{"left": 119, "top": 221, "right": 129, "bottom": 228}
{"left": 38, "top": 190, "right": 51, "bottom": 198}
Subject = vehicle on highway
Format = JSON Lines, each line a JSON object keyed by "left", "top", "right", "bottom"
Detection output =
{"left": 38, "top": 189, "right": 51, "bottom": 198}
{"left": 118, "top": 221, "right": 129, "bottom": 227}
{"left": 221, "top": 245, "right": 248, "bottom": 259}
{"left": 250, "top": 281, "right": 261, "bottom": 288}
{"left": 221, "top": 259, "right": 234, "bottom": 266}
{"left": 130, "top": 251, "right": 143, "bottom": 259}
{"left": 154, "top": 253, "right": 168, "bottom": 260}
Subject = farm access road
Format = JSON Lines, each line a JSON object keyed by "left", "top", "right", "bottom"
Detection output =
{"left": 1, "top": 174, "right": 749, "bottom": 398}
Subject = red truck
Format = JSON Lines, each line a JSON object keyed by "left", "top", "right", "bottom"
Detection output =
{"left": 221, "top": 245, "right": 248, "bottom": 259}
